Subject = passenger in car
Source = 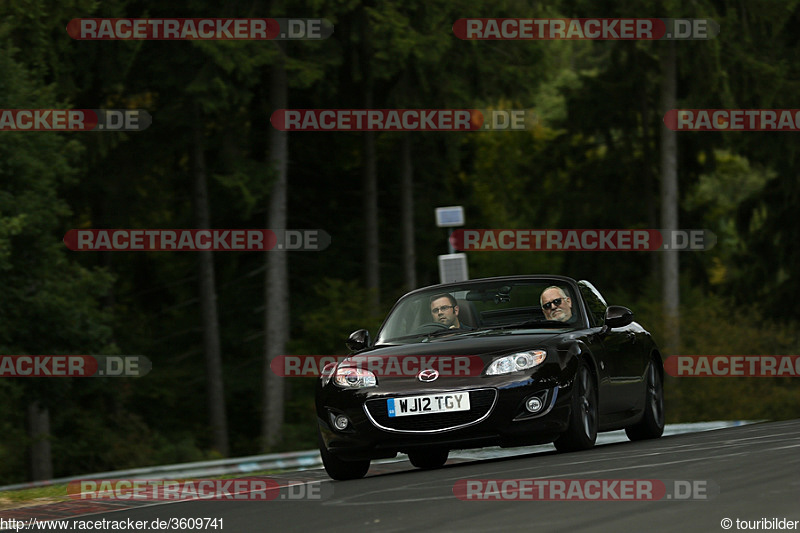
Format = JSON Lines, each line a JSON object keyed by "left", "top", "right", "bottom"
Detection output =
{"left": 540, "top": 286, "right": 573, "bottom": 322}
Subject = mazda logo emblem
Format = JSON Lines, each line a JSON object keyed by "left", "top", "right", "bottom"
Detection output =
{"left": 418, "top": 369, "right": 439, "bottom": 382}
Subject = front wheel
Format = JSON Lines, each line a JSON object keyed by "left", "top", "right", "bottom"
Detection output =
{"left": 318, "top": 429, "right": 370, "bottom": 480}
{"left": 625, "top": 361, "right": 665, "bottom": 441}
{"left": 554, "top": 361, "right": 598, "bottom": 452}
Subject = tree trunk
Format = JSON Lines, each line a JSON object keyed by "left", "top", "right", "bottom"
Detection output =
{"left": 193, "top": 121, "right": 229, "bottom": 456}
{"left": 660, "top": 40, "right": 680, "bottom": 354}
{"left": 361, "top": 6, "right": 380, "bottom": 312}
{"left": 262, "top": 42, "right": 288, "bottom": 450}
{"left": 642, "top": 88, "right": 660, "bottom": 283}
{"left": 28, "top": 401, "right": 52, "bottom": 481}
{"left": 401, "top": 136, "right": 416, "bottom": 291}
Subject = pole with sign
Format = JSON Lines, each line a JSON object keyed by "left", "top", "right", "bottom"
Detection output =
{"left": 435, "top": 206, "right": 468, "bottom": 283}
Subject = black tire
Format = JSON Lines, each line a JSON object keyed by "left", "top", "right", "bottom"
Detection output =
{"left": 318, "top": 429, "right": 370, "bottom": 480}
{"left": 554, "top": 361, "right": 598, "bottom": 452}
{"left": 625, "top": 361, "right": 665, "bottom": 441}
{"left": 408, "top": 448, "right": 449, "bottom": 469}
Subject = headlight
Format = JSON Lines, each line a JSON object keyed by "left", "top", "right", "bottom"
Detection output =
{"left": 332, "top": 367, "right": 377, "bottom": 388}
{"left": 320, "top": 361, "right": 339, "bottom": 387}
{"left": 486, "top": 350, "right": 547, "bottom": 376}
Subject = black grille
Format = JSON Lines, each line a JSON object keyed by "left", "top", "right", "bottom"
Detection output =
{"left": 365, "top": 389, "right": 497, "bottom": 432}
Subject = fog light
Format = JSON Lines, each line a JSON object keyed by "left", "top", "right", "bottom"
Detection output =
{"left": 334, "top": 415, "right": 349, "bottom": 430}
{"left": 525, "top": 396, "right": 544, "bottom": 413}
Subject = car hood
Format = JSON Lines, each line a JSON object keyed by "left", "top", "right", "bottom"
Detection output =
{"left": 354, "top": 329, "right": 572, "bottom": 360}
{"left": 333, "top": 330, "right": 580, "bottom": 391}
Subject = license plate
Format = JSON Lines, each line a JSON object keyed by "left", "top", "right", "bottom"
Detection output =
{"left": 387, "top": 392, "right": 470, "bottom": 417}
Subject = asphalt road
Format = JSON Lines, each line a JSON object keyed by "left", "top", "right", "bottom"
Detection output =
{"left": 21, "top": 419, "right": 800, "bottom": 532}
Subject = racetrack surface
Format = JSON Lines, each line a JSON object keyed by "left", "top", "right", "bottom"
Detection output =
{"left": 10, "top": 419, "right": 800, "bottom": 532}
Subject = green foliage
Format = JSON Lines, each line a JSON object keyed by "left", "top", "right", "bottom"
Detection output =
{"left": 0, "top": 27, "right": 117, "bottom": 483}
{"left": 291, "top": 278, "right": 385, "bottom": 356}
{"left": 685, "top": 150, "right": 776, "bottom": 285}
{"left": 269, "top": 279, "right": 386, "bottom": 452}
{"left": 0, "top": 0, "right": 799, "bottom": 483}
{"left": 0, "top": 483, "right": 69, "bottom": 505}
{"left": 619, "top": 282, "right": 800, "bottom": 423}
{"left": 0, "top": 381, "right": 27, "bottom": 482}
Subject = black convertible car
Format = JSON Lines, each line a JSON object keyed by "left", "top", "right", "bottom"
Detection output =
{"left": 315, "top": 275, "right": 664, "bottom": 480}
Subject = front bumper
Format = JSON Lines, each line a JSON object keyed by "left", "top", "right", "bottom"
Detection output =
{"left": 317, "top": 373, "right": 575, "bottom": 461}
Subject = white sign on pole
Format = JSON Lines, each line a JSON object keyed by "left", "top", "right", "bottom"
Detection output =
{"left": 435, "top": 206, "right": 465, "bottom": 227}
{"left": 438, "top": 253, "right": 468, "bottom": 283}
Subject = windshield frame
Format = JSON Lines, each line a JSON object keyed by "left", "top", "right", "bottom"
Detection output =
{"left": 374, "top": 275, "right": 591, "bottom": 345}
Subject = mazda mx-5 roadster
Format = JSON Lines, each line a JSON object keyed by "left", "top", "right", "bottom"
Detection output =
{"left": 316, "top": 275, "right": 664, "bottom": 480}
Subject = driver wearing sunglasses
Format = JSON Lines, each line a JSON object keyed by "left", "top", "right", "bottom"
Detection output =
{"left": 540, "top": 286, "right": 573, "bottom": 322}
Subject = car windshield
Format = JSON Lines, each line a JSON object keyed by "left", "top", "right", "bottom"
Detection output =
{"left": 376, "top": 280, "right": 580, "bottom": 344}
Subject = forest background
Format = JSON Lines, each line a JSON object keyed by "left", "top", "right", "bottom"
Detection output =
{"left": 1, "top": 0, "right": 799, "bottom": 483}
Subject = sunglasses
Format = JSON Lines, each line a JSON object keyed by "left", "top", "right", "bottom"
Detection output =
{"left": 431, "top": 305, "right": 455, "bottom": 314}
{"left": 542, "top": 297, "right": 566, "bottom": 311}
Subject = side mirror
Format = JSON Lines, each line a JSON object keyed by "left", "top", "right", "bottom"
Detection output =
{"left": 604, "top": 306, "right": 634, "bottom": 329}
{"left": 346, "top": 329, "right": 371, "bottom": 352}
